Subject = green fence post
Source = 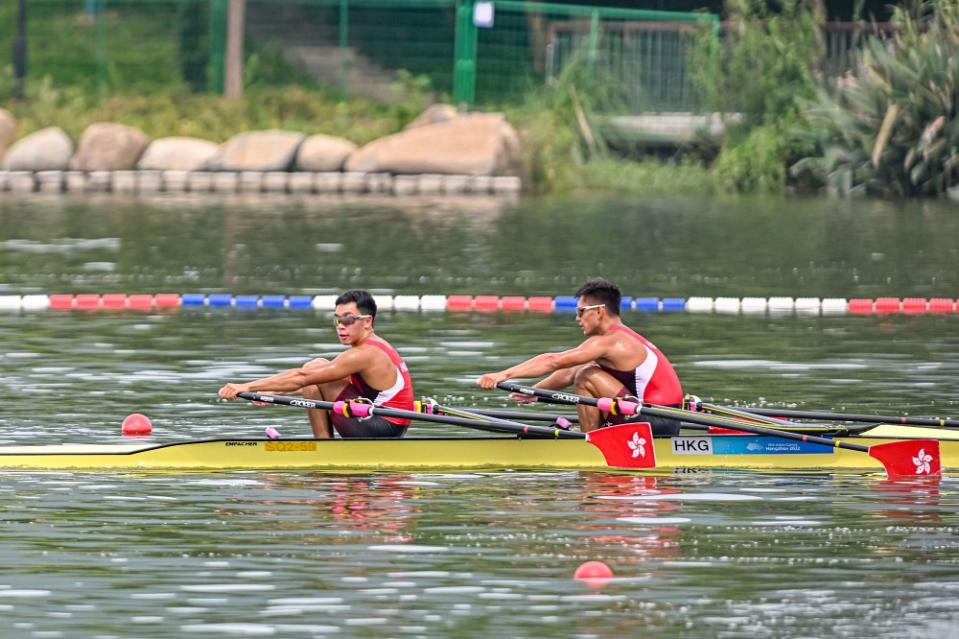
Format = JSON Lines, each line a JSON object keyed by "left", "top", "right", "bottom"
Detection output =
{"left": 587, "top": 9, "right": 599, "bottom": 77}
{"left": 95, "top": 0, "right": 107, "bottom": 92}
{"left": 208, "top": 0, "right": 227, "bottom": 94}
{"left": 452, "top": 0, "right": 476, "bottom": 106}
{"left": 339, "top": 0, "right": 350, "bottom": 99}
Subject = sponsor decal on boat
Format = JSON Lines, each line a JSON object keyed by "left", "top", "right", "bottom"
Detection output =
{"left": 225, "top": 441, "right": 258, "bottom": 447}
{"left": 712, "top": 436, "right": 835, "bottom": 455}
{"left": 672, "top": 437, "right": 713, "bottom": 455}
{"left": 265, "top": 441, "right": 317, "bottom": 452}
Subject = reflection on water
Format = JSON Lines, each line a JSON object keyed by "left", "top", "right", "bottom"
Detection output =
{"left": 2, "top": 195, "right": 959, "bottom": 637}
{"left": 3, "top": 194, "right": 959, "bottom": 297}
{"left": 1, "top": 471, "right": 958, "bottom": 638}
{"left": 3, "top": 310, "right": 958, "bottom": 443}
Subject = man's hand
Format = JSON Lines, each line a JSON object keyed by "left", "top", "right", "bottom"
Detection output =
{"left": 510, "top": 392, "right": 538, "bottom": 404}
{"left": 218, "top": 383, "right": 248, "bottom": 400}
{"left": 476, "top": 372, "right": 510, "bottom": 389}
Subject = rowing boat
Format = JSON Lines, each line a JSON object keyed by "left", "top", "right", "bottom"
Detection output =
{"left": 1, "top": 426, "right": 955, "bottom": 472}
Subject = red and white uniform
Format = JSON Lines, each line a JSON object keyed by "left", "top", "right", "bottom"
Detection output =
{"left": 599, "top": 325, "right": 683, "bottom": 405}
{"left": 347, "top": 337, "right": 414, "bottom": 426}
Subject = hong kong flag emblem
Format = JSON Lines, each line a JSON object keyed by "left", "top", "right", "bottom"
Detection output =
{"left": 586, "top": 422, "right": 657, "bottom": 468}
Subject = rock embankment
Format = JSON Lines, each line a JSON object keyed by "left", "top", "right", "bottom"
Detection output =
{"left": 0, "top": 106, "right": 522, "bottom": 196}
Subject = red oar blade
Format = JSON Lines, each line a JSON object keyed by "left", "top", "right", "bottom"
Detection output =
{"left": 868, "top": 439, "right": 941, "bottom": 479}
{"left": 585, "top": 423, "right": 657, "bottom": 469}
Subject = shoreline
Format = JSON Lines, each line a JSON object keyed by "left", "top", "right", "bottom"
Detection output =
{"left": 0, "top": 169, "right": 521, "bottom": 197}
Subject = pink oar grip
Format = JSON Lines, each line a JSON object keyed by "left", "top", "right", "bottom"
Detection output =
{"left": 617, "top": 400, "right": 639, "bottom": 415}
{"left": 597, "top": 397, "right": 614, "bottom": 412}
{"left": 349, "top": 402, "right": 373, "bottom": 418}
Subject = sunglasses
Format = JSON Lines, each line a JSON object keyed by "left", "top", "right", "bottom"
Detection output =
{"left": 575, "top": 303, "right": 605, "bottom": 318}
{"left": 332, "top": 313, "right": 371, "bottom": 327}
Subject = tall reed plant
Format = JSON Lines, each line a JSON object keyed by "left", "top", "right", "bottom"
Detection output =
{"left": 793, "top": 0, "right": 959, "bottom": 197}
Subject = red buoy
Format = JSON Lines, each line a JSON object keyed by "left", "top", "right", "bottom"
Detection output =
{"left": 121, "top": 413, "right": 153, "bottom": 437}
{"left": 574, "top": 560, "right": 613, "bottom": 587}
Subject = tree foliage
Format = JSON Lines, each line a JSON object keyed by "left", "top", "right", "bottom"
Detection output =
{"left": 793, "top": 0, "right": 959, "bottom": 197}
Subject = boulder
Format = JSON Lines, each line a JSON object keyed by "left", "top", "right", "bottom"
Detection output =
{"left": 345, "top": 113, "right": 520, "bottom": 176}
{"left": 404, "top": 103, "right": 459, "bottom": 130}
{"left": 0, "top": 109, "right": 15, "bottom": 160}
{"left": 71, "top": 122, "right": 150, "bottom": 171}
{"left": 209, "top": 130, "right": 304, "bottom": 171}
{"left": 2, "top": 127, "right": 73, "bottom": 171}
{"left": 137, "top": 137, "right": 220, "bottom": 171}
{"left": 294, "top": 134, "right": 357, "bottom": 172}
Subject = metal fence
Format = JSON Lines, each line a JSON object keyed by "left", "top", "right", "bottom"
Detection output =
{"left": 1, "top": 0, "right": 884, "bottom": 114}
{"left": 3, "top": 0, "right": 717, "bottom": 113}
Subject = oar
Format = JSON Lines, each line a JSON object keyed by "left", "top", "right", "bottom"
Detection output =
{"left": 495, "top": 382, "right": 941, "bottom": 479}
{"left": 236, "top": 391, "right": 577, "bottom": 438}
{"left": 236, "top": 391, "right": 658, "bottom": 468}
{"left": 420, "top": 399, "right": 579, "bottom": 432}
{"left": 423, "top": 403, "right": 577, "bottom": 429}
{"left": 688, "top": 398, "right": 846, "bottom": 434}
{"left": 710, "top": 404, "right": 959, "bottom": 428}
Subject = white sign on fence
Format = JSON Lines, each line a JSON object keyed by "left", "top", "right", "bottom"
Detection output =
{"left": 474, "top": 2, "right": 494, "bottom": 28}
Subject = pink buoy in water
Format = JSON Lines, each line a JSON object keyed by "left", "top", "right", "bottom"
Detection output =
{"left": 574, "top": 561, "right": 613, "bottom": 588}
{"left": 121, "top": 413, "right": 153, "bottom": 437}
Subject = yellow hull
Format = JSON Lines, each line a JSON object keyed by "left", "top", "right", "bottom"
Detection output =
{"left": 0, "top": 428, "right": 956, "bottom": 472}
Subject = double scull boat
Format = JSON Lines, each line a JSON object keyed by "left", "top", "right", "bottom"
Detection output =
{"left": 0, "top": 425, "right": 954, "bottom": 472}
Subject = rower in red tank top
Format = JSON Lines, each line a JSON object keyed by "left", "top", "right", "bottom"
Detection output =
{"left": 598, "top": 324, "right": 683, "bottom": 407}
{"left": 478, "top": 277, "right": 684, "bottom": 435}
{"left": 218, "top": 290, "right": 415, "bottom": 439}
{"left": 343, "top": 336, "right": 415, "bottom": 426}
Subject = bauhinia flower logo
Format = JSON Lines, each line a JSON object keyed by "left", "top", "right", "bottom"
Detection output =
{"left": 913, "top": 448, "right": 933, "bottom": 475}
{"left": 628, "top": 432, "right": 646, "bottom": 459}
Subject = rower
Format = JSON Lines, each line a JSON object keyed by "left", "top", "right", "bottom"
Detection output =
{"left": 218, "top": 289, "right": 414, "bottom": 439}
{"left": 477, "top": 277, "right": 684, "bottom": 435}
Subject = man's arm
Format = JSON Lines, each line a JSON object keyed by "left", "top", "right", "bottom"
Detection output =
{"left": 477, "top": 336, "right": 609, "bottom": 389}
{"left": 219, "top": 349, "right": 369, "bottom": 399}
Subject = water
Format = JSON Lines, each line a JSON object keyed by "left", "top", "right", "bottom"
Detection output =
{"left": 1, "top": 193, "right": 959, "bottom": 638}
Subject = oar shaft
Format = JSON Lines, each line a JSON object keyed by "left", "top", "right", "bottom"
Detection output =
{"left": 721, "top": 406, "right": 959, "bottom": 428}
{"left": 696, "top": 402, "right": 821, "bottom": 429}
{"left": 638, "top": 404, "right": 869, "bottom": 453}
{"left": 453, "top": 407, "right": 580, "bottom": 424}
{"left": 237, "top": 392, "right": 583, "bottom": 439}
{"left": 499, "top": 382, "right": 603, "bottom": 407}
{"left": 431, "top": 404, "right": 552, "bottom": 432}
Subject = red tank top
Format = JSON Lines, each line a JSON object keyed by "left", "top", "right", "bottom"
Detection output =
{"left": 348, "top": 336, "right": 415, "bottom": 426}
{"left": 599, "top": 324, "right": 683, "bottom": 405}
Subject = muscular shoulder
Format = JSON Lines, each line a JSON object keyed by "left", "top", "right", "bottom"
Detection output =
{"left": 601, "top": 326, "right": 646, "bottom": 353}
{"left": 349, "top": 340, "right": 392, "bottom": 364}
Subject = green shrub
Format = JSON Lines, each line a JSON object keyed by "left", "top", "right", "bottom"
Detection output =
{"left": 693, "top": 0, "right": 824, "bottom": 127}
{"left": 792, "top": 0, "right": 959, "bottom": 197}
{"left": 690, "top": 0, "right": 824, "bottom": 193}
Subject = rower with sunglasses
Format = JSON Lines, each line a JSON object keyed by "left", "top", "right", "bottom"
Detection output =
{"left": 477, "top": 277, "right": 684, "bottom": 435}
{"left": 218, "top": 290, "right": 414, "bottom": 438}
